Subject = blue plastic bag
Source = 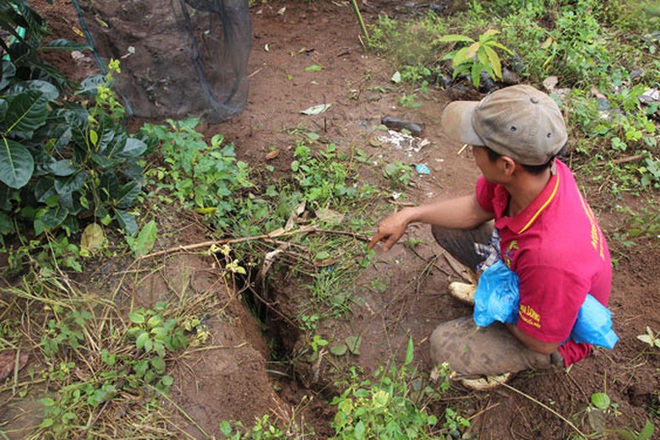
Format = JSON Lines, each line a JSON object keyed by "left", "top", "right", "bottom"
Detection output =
{"left": 570, "top": 294, "right": 618, "bottom": 349}
{"left": 473, "top": 260, "right": 519, "bottom": 327}
{"left": 472, "top": 260, "right": 618, "bottom": 349}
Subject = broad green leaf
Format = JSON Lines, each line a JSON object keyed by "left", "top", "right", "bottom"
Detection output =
{"left": 54, "top": 170, "right": 87, "bottom": 194}
{"left": 40, "top": 419, "right": 55, "bottom": 429}
{"left": 0, "top": 61, "right": 16, "bottom": 91}
{"left": 305, "top": 64, "right": 324, "bottom": 72}
{"left": 147, "top": 314, "right": 164, "bottom": 328}
{"left": 81, "top": 223, "right": 105, "bottom": 252}
{"left": 0, "top": 211, "right": 13, "bottom": 235}
{"left": 637, "top": 334, "right": 653, "bottom": 345}
{"left": 477, "top": 48, "right": 489, "bottom": 67}
{"left": 115, "top": 209, "right": 138, "bottom": 234}
{"left": 89, "top": 129, "right": 99, "bottom": 147}
{"left": 345, "top": 335, "right": 361, "bottom": 355}
{"left": 77, "top": 75, "right": 105, "bottom": 96}
{"left": 90, "top": 152, "right": 118, "bottom": 170}
{"left": 97, "top": 127, "right": 120, "bottom": 155}
{"left": 484, "top": 46, "right": 503, "bottom": 79}
{"left": 0, "top": 185, "right": 12, "bottom": 211}
{"left": 465, "top": 42, "right": 481, "bottom": 60}
{"left": 540, "top": 37, "right": 554, "bottom": 49}
{"left": 36, "top": 204, "right": 68, "bottom": 229}
{"left": 116, "top": 181, "right": 141, "bottom": 209}
{"left": 43, "top": 159, "right": 76, "bottom": 177}
{"left": 590, "top": 392, "right": 611, "bottom": 409}
{"left": 0, "top": 138, "right": 34, "bottom": 188}
{"left": 487, "top": 42, "right": 514, "bottom": 55}
{"left": 4, "top": 90, "right": 49, "bottom": 137}
{"left": 471, "top": 61, "right": 482, "bottom": 88}
{"left": 26, "top": 60, "right": 69, "bottom": 89}
{"left": 638, "top": 420, "right": 655, "bottom": 440}
{"left": 219, "top": 420, "right": 232, "bottom": 436}
{"left": 161, "top": 375, "right": 174, "bottom": 387}
{"left": 330, "top": 344, "right": 348, "bottom": 356}
{"left": 479, "top": 29, "right": 500, "bottom": 42}
{"left": 151, "top": 356, "right": 166, "bottom": 372}
{"left": 34, "top": 178, "right": 57, "bottom": 203}
{"left": 452, "top": 47, "right": 471, "bottom": 68}
{"left": 437, "top": 34, "right": 474, "bottom": 44}
{"left": 40, "top": 398, "right": 56, "bottom": 407}
{"left": 315, "top": 250, "right": 331, "bottom": 260}
{"left": 405, "top": 337, "right": 414, "bottom": 365}
{"left": 354, "top": 421, "right": 365, "bottom": 440}
{"left": 129, "top": 312, "right": 145, "bottom": 324}
{"left": 131, "top": 220, "right": 157, "bottom": 257}
{"left": 133, "top": 359, "right": 148, "bottom": 377}
{"left": 117, "top": 138, "right": 147, "bottom": 159}
{"left": 136, "top": 332, "right": 150, "bottom": 350}
{"left": 10, "top": 80, "right": 59, "bottom": 101}
{"left": 154, "top": 341, "right": 166, "bottom": 358}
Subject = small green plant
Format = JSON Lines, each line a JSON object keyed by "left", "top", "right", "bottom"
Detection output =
{"left": 330, "top": 335, "right": 362, "bottom": 357}
{"left": 370, "top": 278, "right": 389, "bottom": 294}
{"left": 309, "top": 334, "right": 329, "bottom": 358}
{"left": 590, "top": 391, "right": 656, "bottom": 440}
{"left": 330, "top": 338, "right": 461, "bottom": 439}
{"left": 382, "top": 160, "right": 413, "bottom": 189}
{"left": 438, "top": 29, "right": 513, "bottom": 88}
{"left": 142, "top": 118, "right": 252, "bottom": 230}
{"left": 290, "top": 142, "right": 359, "bottom": 208}
{"left": 637, "top": 326, "right": 660, "bottom": 348}
{"left": 443, "top": 407, "right": 471, "bottom": 438}
{"left": 608, "top": 420, "right": 656, "bottom": 440}
{"left": 397, "top": 93, "right": 422, "bottom": 109}
{"left": 41, "top": 308, "right": 93, "bottom": 357}
{"left": 128, "top": 301, "right": 189, "bottom": 361}
{"left": 219, "top": 415, "right": 288, "bottom": 439}
{"left": 125, "top": 219, "right": 158, "bottom": 257}
{"left": 614, "top": 203, "right": 660, "bottom": 244}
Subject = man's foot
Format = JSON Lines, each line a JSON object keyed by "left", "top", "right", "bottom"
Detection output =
{"left": 460, "top": 372, "right": 511, "bottom": 391}
{"left": 448, "top": 282, "right": 476, "bottom": 305}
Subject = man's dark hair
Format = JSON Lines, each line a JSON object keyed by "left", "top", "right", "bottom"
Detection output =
{"left": 484, "top": 145, "right": 567, "bottom": 175}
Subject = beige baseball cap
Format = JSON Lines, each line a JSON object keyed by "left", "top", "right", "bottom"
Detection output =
{"left": 441, "top": 85, "right": 567, "bottom": 166}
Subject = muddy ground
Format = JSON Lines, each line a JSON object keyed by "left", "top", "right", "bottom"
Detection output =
{"left": 3, "top": 1, "right": 659, "bottom": 439}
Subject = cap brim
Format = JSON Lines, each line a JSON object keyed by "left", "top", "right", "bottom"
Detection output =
{"left": 440, "top": 101, "right": 484, "bottom": 146}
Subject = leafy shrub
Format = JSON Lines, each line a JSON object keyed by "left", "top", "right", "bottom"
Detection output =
{"left": 438, "top": 29, "right": 513, "bottom": 88}
{"left": 0, "top": 3, "right": 151, "bottom": 248}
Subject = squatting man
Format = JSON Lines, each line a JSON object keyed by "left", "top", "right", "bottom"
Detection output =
{"left": 368, "top": 85, "right": 612, "bottom": 389}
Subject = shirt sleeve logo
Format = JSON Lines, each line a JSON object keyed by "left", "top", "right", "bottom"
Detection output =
{"left": 519, "top": 304, "right": 541, "bottom": 329}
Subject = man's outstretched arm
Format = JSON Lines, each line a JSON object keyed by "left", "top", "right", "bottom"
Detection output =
{"left": 369, "top": 195, "right": 494, "bottom": 252}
